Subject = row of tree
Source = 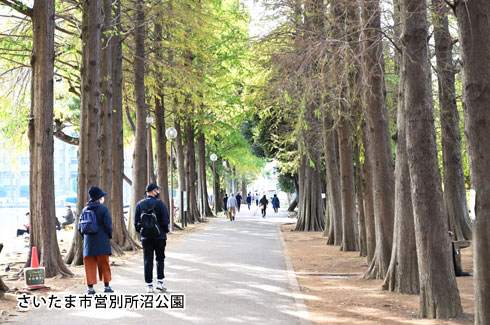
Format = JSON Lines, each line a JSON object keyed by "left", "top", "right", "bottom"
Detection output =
{"left": 0, "top": 0, "right": 262, "bottom": 293}
{"left": 250, "top": 0, "right": 489, "bottom": 322}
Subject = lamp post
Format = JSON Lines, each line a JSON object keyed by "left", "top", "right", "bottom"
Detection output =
{"left": 146, "top": 116, "right": 154, "bottom": 184}
{"left": 165, "top": 126, "right": 177, "bottom": 231}
{"left": 210, "top": 153, "right": 218, "bottom": 213}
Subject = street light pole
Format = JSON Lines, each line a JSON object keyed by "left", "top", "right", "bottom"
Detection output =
{"left": 165, "top": 127, "right": 177, "bottom": 231}
{"left": 210, "top": 154, "right": 218, "bottom": 213}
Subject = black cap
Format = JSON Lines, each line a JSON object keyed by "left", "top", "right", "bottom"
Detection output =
{"left": 146, "top": 183, "right": 162, "bottom": 192}
{"left": 88, "top": 186, "right": 107, "bottom": 201}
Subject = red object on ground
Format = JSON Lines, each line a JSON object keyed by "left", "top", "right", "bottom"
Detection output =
{"left": 31, "top": 246, "right": 40, "bottom": 268}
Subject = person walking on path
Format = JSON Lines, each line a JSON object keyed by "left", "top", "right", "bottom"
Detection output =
{"left": 235, "top": 193, "right": 242, "bottom": 212}
{"left": 255, "top": 193, "right": 259, "bottom": 206}
{"left": 246, "top": 193, "right": 252, "bottom": 210}
{"left": 134, "top": 183, "right": 170, "bottom": 293}
{"left": 223, "top": 194, "right": 229, "bottom": 219}
{"left": 79, "top": 186, "right": 114, "bottom": 294}
{"left": 61, "top": 205, "right": 74, "bottom": 229}
{"left": 227, "top": 194, "right": 237, "bottom": 221}
{"left": 272, "top": 194, "right": 280, "bottom": 213}
{"left": 259, "top": 195, "right": 269, "bottom": 218}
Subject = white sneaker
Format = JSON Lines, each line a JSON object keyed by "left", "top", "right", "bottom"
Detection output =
{"left": 146, "top": 284, "right": 154, "bottom": 293}
{"left": 156, "top": 281, "right": 167, "bottom": 291}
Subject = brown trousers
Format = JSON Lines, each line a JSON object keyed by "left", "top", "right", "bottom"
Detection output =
{"left": 83, "top": 255, "right": 112, "bottom": 285}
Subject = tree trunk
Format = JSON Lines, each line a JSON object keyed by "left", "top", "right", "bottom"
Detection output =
{"left": 288, "top": 196, "right": 298, "bottom": 212}
{"left": 355, "top": 141, "right": 367, "bottom": 257}
{"left": 432, "top": 1, "right": 472, "bottom": 241}
{"left": 175, "top": 118, "right": 186, "bottom": 222}
{"left": 362, "top": 0, "right": 395, "bottom": 280}
{"left": 382, "top": 55, "right": 419, "bottom": 294}
{"left": 185, "top": 116, "right": 203, "bottom": 223}
{"left": 197, "top": 131, "right": 214, "bottom": 217}
{"left": 111, "top": 0, "right": 139, "bottom": 251}
{"left": 66, "top": 0, "right": 103, "bottom": 266}
{"left": 241, "top": 177, "right": 247, "bottom": 200}
{"left": 454, "top": 1, "right": 490, "bottom": 323}
{"left": 216, "top": 172, "right": 222, "bottom": 213}
{"left": 338, "top": 116, "right": 359, "bottom": 251}
{"left": 361, "top": 120, "right": 376, "bottom": 263}
{"left": 100, "top": 0, "right": 113, "bottom": 209}
{"left": 401, "top": 0, "right": 463, "bottom": 317}
{"left": 28, "top": 0, "right": 72, "bottom": 277}
{"left": 154, "top": 22, "right": 170, "bottom": 211}
{"left": 324, "top": 115, "right": 342, "bottom": 246}
{"left": 129, "top": 0, "right": 147, "bottom": 240}
{"left": 0, "top": 277, "right": 7, "bottom": 297}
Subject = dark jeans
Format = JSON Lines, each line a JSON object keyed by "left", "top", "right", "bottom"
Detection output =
{"left": 16, "top": 229, "right": 28, "bottom": 237}
{"left": 261, "top": 207, "right": 267, "bottom": 217}
{"left": 142, "top": 238, "right": 166, "bottom": 283}
{"left": 247, "top": 203, "right": 251, "bottom": 209}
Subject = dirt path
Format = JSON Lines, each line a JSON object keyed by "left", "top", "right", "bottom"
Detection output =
{"left": 280, "top": 223, "right": 474, "bottom": 324}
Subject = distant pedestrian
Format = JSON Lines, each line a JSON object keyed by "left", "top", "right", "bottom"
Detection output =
{"left": 16, "top": 212, "right": 30, "bottom": 237}
{"left": 272, "top": 194, "right": 280, "bottom": 213}
{"left": 223, "top": 194, "right": 229, "bottom": 218}
{"left": 246, "top": 193, "right": 252, "bottom": 210}
{"left": 235, "top": 193, "right": 242, "bottom": 212}
{"left": 259, "top": 195, "right": 268, "bottom": 218}
{"left": 61, "top": 205, "right": 74, "bottom": 229}
{"left": 79, "top": 186, "right": 114, "bottom": 294}
{"left": 227, "top": 194, "right": 237, "bottom": 221}
{"left": 255, "top": 193, "right": 259, "bottom": 206}
{"left": 135, "top": 183, "right": 170, "bottom": 293}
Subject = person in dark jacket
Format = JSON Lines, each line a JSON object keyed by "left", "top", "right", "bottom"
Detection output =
{"left": 223, "top": 194, "right": 229, "bottom": 218}
{"left": 246, "top": 193, "right": 252, "bottom": 210}
{"left": 134, "top": 183, "right": 170, "bottom": 293}
{"left": 235, "top": 193, "right": 242, "bottom": 212}
{"left": 272, "top": 194, "right": 280, "bottom": 213}
{"left": 79, "top": 186, "right": 113, "bottom": 294}
{"left": 61, "top": 205, "right": 74, "bottom": 228}
{"left": 259, "top": 195, "right": 269, "bottom": 218}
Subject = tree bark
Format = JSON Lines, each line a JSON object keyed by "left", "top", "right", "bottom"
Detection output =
{"left": 129, "top": 0, "right": 147, "bottom": 240}
{"left": 154, "top": 22, "right": 170, "bottom": 211}
{"left": 175, "top": 118, "right": 186, "bottom": 222}
{"left": 185, "top": 116, "right": 203, "bottom": 223}
{"left": 454, "top": 1, "right": 490, "bottom": 323}
{"left": 324, "top": 116, "right": 342, "bottom": 246}
{"left": 401, "top": 0, "right": 463, "bottom": 318}
{"left": 338, "top": 115, "right": 359, "bottom": 251}
{"left": 362, "top": 0, "right": 395, "bottom": 280}
{"left": 361, "top": 120, "right": 376, "bottom": 263}
{"left": 197, "top": 131, "right": 214, "bottom": 217}
{"left": 0, "top": 277, "right": 7, "bottom": 297}
{"left": 355, "top": 141, "right": 367, "bottom": 257}
{"left": 432, "top": 1, "right": 472, "bottom": 241}
{"left": 100, "top": 0, "right": 113, "bottom": 210}
{"left": 111, "top": 0, "right": 139, "bottom": 251}
{"left": 28, "top": 0, "right": 72, "bottom": 277}
{"left": 382, "top": 54, "right": 419, "bottom": 294}
{"left": 66, "top": 0, "right": 103, "bottom": 267}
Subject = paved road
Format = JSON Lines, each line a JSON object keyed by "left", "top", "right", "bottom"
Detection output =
{"left": 11, "top": 206, "right": 310, "bottom": 324}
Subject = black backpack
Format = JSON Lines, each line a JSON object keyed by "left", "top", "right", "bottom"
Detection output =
{"left": 140, "top": 200, "right": 162, "bottom": 238}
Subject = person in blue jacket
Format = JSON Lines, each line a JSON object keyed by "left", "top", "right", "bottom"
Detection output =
{"left": 272, "top": 194, "right": 280, "bottom": 213}
{"left": 79, "top": 186, "right": 114, "bottom": 295}
{"left": 134, "top": 183, "right": 170, "bottom": 293}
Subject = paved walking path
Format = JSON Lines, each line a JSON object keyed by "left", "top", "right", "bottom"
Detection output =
{"left": 11, "top": 205, "right": 310, "bottom": 324}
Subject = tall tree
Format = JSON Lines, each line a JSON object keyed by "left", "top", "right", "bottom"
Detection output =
{"left": 27, "top": 0, "right": 72, "bottom": 277}
{"left": 185, "top": 115, "right": 203, "bottom": 223}
{"left": 129, "top": 0, "right": 147, "bottom": 239}
{"left": 154, "top": 22, "right": 170, "bottom": 211}
{"left": 401, "top": 0, "right": 462, "bottom": 317}
{"left": 432, "top": 1, "right": 472, "bottom": 241}
{"left": 454, "top": 0, "right": 490, "bottom": 322}
{"left": 382, "top": 52, "right": 418, "bottom": 294}
{"left": 197, "top": 131, "right": 214, "bottom": 217}
{"left": 65, "top": 0, "right": 103, "bottom": 266}
{"left": 362, "top": 0, "right": 395, "bottom": 280}
{"left": 111, "top": 0, "right": 139, "bottom": 251}
{"left": 100, "top": 0, "right": 113, "bottom": 210}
